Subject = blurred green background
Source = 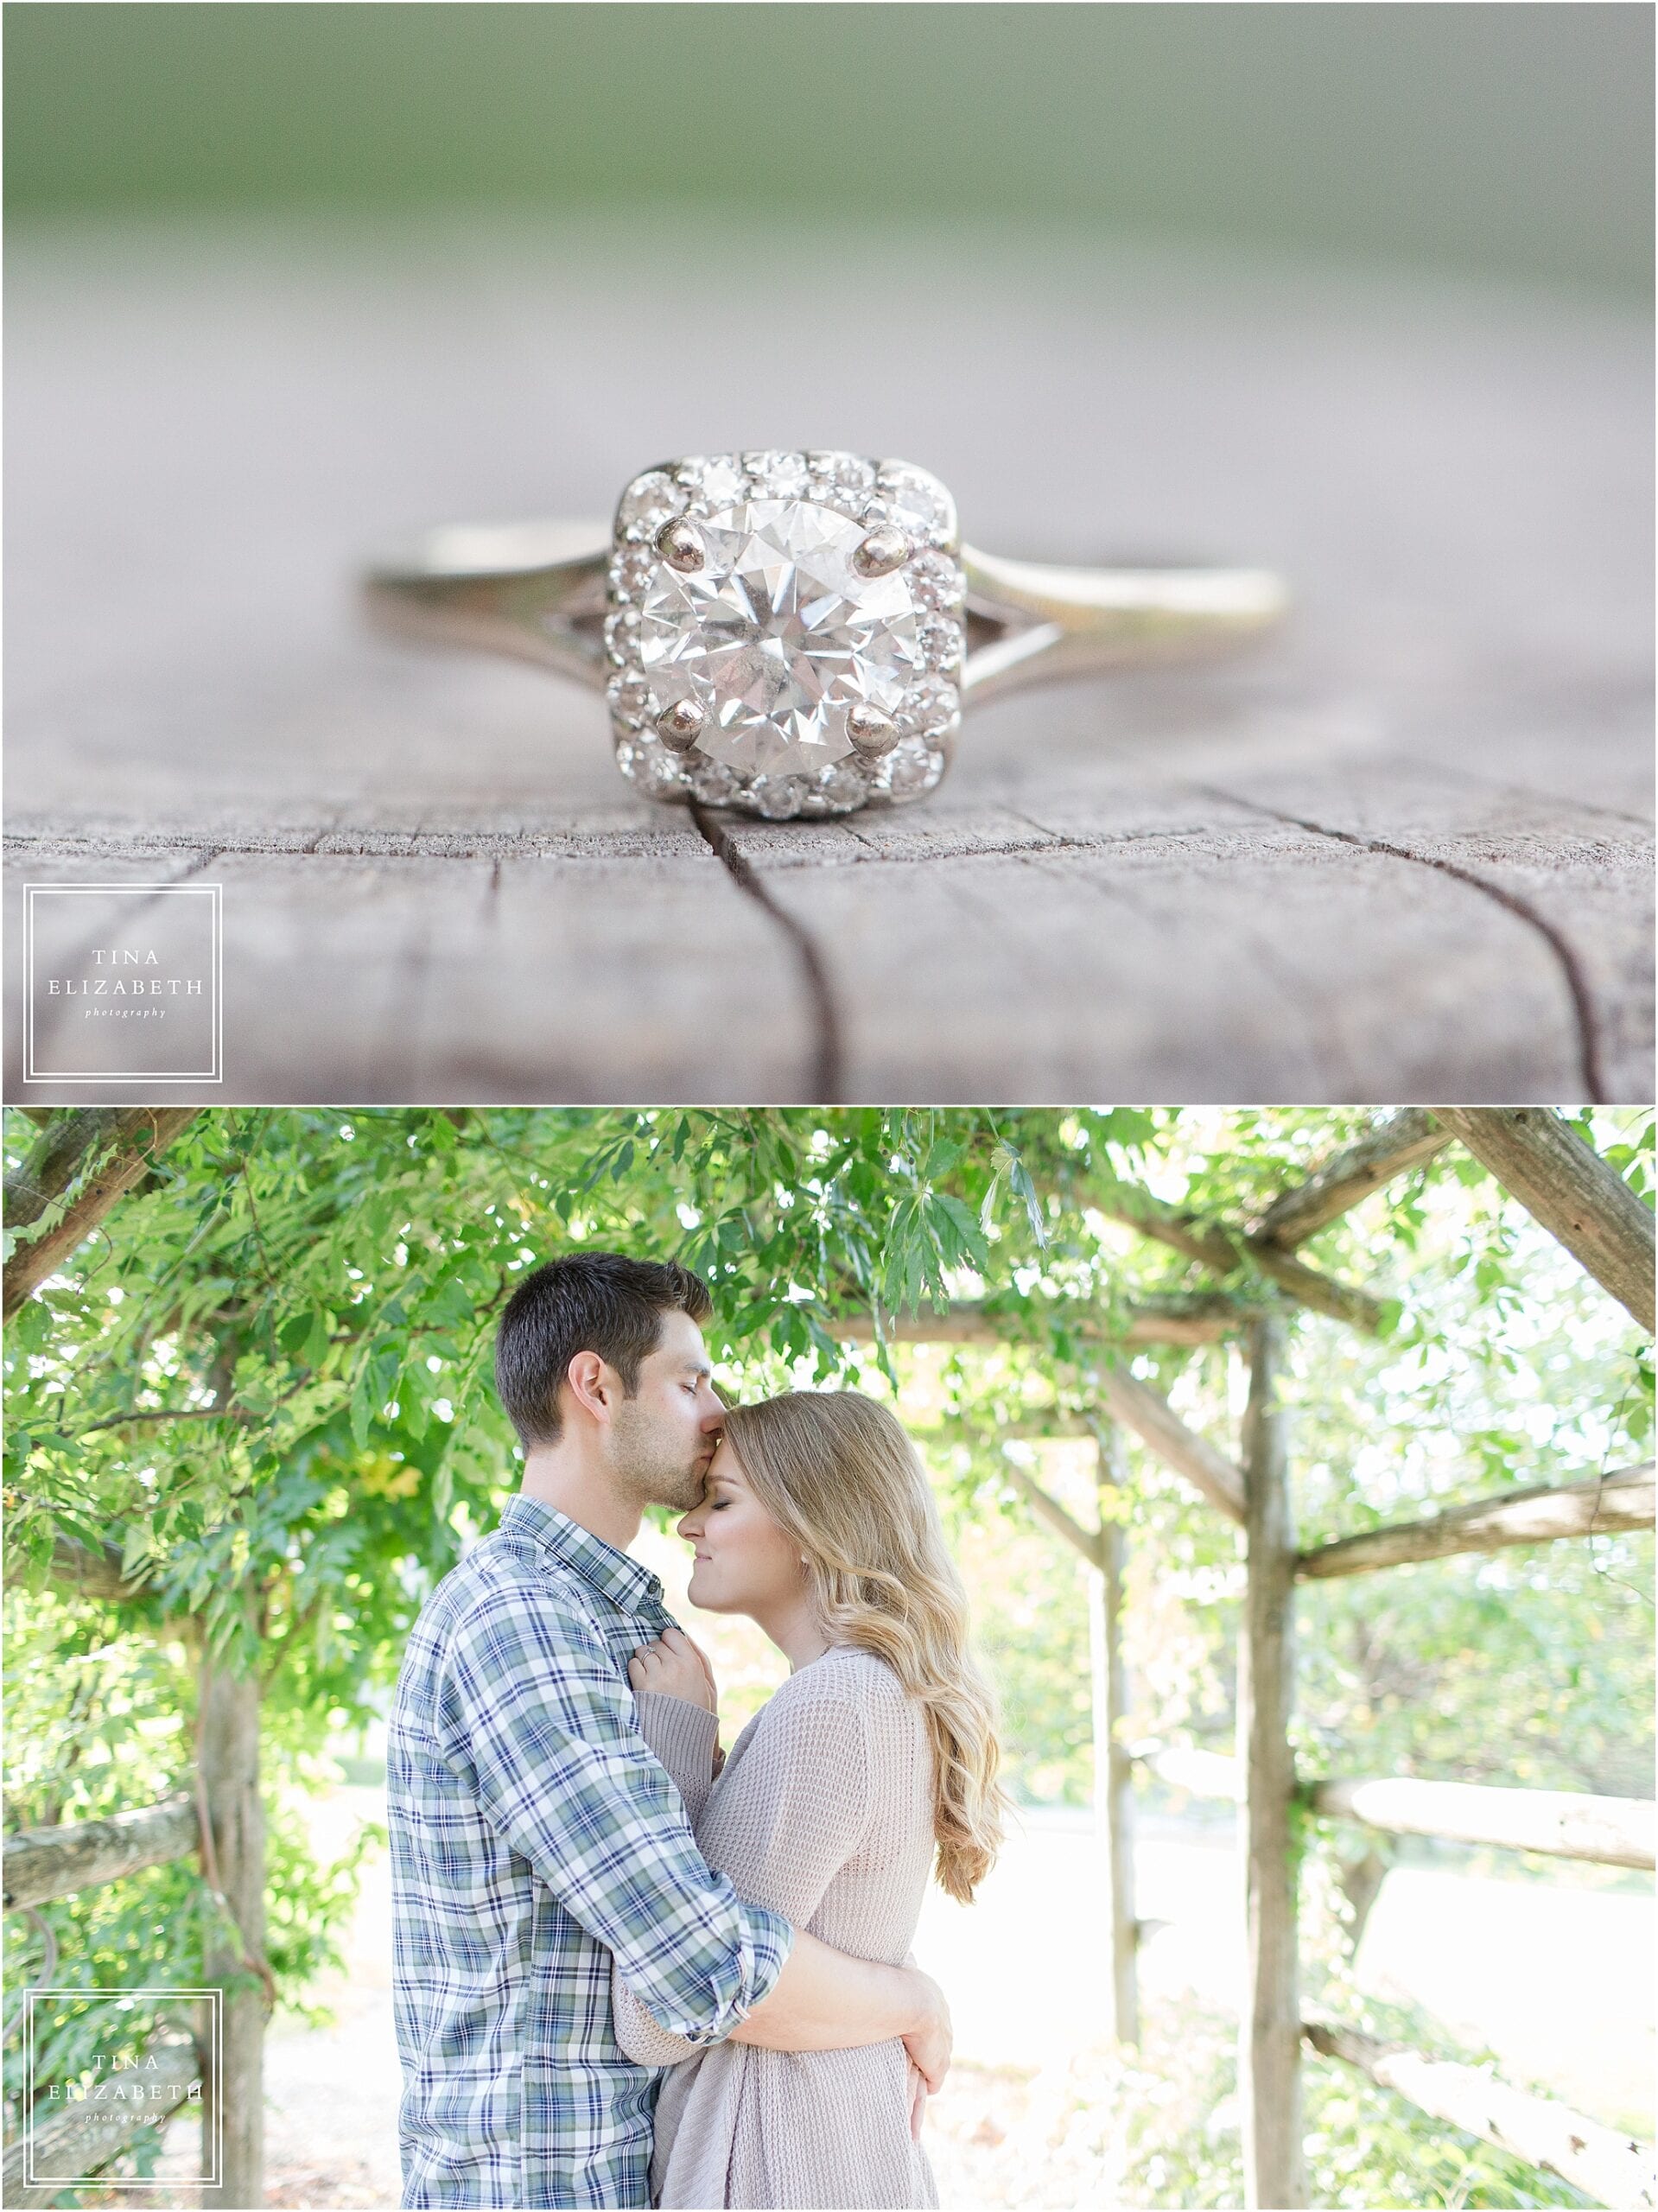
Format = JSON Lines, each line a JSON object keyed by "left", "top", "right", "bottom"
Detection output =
{"left": 5, "top": 2, "right": 1651, "bottom": 295}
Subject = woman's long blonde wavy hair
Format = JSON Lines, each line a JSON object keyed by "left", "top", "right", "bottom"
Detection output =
{"left": 720, "top": 1390, "right": 1006, "bottom": 1904}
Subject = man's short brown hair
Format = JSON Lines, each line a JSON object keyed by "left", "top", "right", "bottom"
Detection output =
{"left": 493, "top": 1252, "right": 713, "bottom": 1448}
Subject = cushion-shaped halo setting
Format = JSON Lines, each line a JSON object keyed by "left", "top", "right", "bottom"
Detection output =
{"left": 605, "top": 452, "right": 966, "bottom": 819}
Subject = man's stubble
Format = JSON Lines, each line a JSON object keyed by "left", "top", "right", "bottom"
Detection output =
{"left": 607, "top": 1396, "right": 711, "bottom": 1515}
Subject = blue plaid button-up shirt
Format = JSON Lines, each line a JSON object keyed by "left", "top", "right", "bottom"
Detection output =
{"left": 388, "top": 1495, "right": 792, "bottom": 2209}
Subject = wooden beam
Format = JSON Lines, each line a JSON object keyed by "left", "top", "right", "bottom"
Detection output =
{"left": 1298, "top": 1465, "right": 1655, "bottom": 1580}
{"left": 1243, "top": 1243, "right": 1384, "bottom": 1334}
{"left": 1096, "top": 1185, "right": 1385, "bottom": 1333}
{"left": 1100, "top": 1368, "right": 1247, "bottom": 1523}
{"left": 1136, "top": 1744, "right": 1243, "bottom": 1801}
{"left": 1305, "top": 1775, "right": 1655, "bottom": 1870}
{"left": 1094, "top": 1185, "right": 1241, "bottom": 1274}
{"left": 43, "top": 1535, "right": 144, "bottom": 1602}
{"left": 1000, "top": 1461, "right": 1103, "bottom": 1568}
{"left": 1151, "top": 1757, "right": 1658, "bottom": 1870}
{"left": 1115, "top": 1295, "right": 1241, "bottom": 1348}
{"left": 3, "top": 1109, "right": 197, "bottom": 1321}
{"left": 1236, "top": 1314, "right": 1307, "bottom": 2210}
{"left": 850, "top": 1306, "right": 1249, "bottom": 1526}
{"left": 1433, "top": 1109, "right": 1655, "bottom": 1334}
{"left": 2, "top": 1535, "right": 146, "bottom": 1602}
{"left": 1255, "top": 1111, "right": 1452, "bottom": 1248}
{"left": 3, "top": 1796, "right": 198, "bottom": 1910}
{"left": 825, "top": 1294, "right": 1242, "bottom": 1351}
{"left": 1305, "top": 2021, "right": 1658, "bottom": 2210}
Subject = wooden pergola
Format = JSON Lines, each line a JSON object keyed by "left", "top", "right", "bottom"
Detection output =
{"left": 836, "top": 1108, "right": 1657, "bottom": 2211}
{"left": 4, "top": 1107, "right": 1655, "bottom": 2209}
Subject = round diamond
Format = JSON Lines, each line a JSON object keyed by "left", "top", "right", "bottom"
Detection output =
{"left": 688, "top": 758, "right": 739, "bottom": 805}
{"left": 873, "top": 466, "right": 955, "bottom": 544}
{"left": 886, "top": 737, "right": 944, "bottom": 796}
{"left": 809, "top": 452, "right": 877, "bottom": 493}
{"left": 753, "top": 775, "right": 809, "bottom": 819}
{"left": 918, "top": 615, "right": 962, "bottom": 669}
{"left": 899, "top": 675, "right": 959, "bottom": 734}
{"left": 607, "top": 673, "right": 656, "bottom": 728}
{"left": 817, "top": 763, "right": 868, "bottom": 809}
{"left": 677, "top": 454, "right": 746, "bottom": 509}
{"left": 744, "top": 449, "right": 810, "bottom": 497}
{"left": 638, "top": 498, "right": 926, "bottom": 778}
{"left": 609, "top": 547, "right": 655, "bottom": 604}
{"left": 627, "top": 739, "right": 685, "bottom": 799}
{"left": 910, "top": 551, "right": 965, "bottom": 609}
{"left": 604, "top": 608, "right": 639, "bottom": 664}
{"left": 618, "top": 471, "right": 686, "bottom": 533}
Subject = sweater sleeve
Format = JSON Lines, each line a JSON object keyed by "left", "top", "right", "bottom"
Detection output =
{"left": 610, "top": 1694, "right": 723, "bottom": 2066}
{"left": 612, "top": 1675, "right": 876, "bottom": 2067}
{"left": 434, "top": 1583, "right": 791, "bottom": 2050}
{"left": 634, "top": 1692, "right": 720, "bottom": 1827}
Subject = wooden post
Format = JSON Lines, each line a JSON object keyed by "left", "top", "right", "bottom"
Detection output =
{"left": 1089, "top": 1424, "right": 1139, "bottom": 2045}
{"left": 1237, "top": 1314, "right": 1307, "bottom": 2209}
{"left": 198, "top": 1599, "right": 266, "bottom": 2210}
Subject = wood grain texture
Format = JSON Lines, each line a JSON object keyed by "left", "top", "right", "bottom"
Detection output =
{"left": 4, "top": 222, "right": 1650, "bottom": 1103}
{"left": 1302, "top": 2025, "right": 1658, "bottom": 2212}
{"left": 1433, "top": 1106, "right": 1657, "bottom": 1330}
{"left": 3, "top": 1796, "right": 197, "bottom": 1911}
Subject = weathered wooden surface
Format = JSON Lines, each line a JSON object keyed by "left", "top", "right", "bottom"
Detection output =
{"left": 3, "top": 1796, "right": 197, "bottom": 1911}
{"left": 1303, "top": 2023, "right": 1658, "bottom": 2210}
{"left": 4, "top": 223, "right": 1650, "bottom": 1103}
{"left": 1433, "top": 1106, "right": 1657, "bottom": 1330}
{"left": 1305, "top": 1774, "right": 1656, "bottom": 1870}
{"left": 1254, "top": 1108, "right": 1452, "bottom": 1244}
{"left": 1297, "top": 1462, "right": 1655, "bottom": 1578}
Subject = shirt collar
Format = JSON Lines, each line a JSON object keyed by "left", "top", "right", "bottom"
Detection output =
{"left": 499, "top": 1495, "right": 665, "bottom": 1615}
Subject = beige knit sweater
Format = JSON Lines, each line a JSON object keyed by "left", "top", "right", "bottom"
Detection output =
{"left": 611, "top": 1647, "right": 939, "bottom": 2211}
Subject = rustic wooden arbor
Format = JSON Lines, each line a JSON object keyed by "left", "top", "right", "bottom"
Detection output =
{"left": 845, "top": 1108, "right": 1657, "bottom": 2210}
{"left": 4, "top": 1107, "right": 1655, "bottom": 2208}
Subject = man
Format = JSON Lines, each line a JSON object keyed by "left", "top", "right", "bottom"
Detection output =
{"left": 388, "top": 1251, "right": 952, "bottom": 2209}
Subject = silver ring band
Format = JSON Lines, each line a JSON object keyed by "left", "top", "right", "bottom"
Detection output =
{"left": 363, "top": 522, "right": 1288, "bottom": 707}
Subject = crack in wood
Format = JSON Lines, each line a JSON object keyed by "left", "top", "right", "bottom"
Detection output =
{"left": 688, "top": 804, "right": 845, "bottom": 1103}
{"left": 1220, "top": 797, "right": 1610, "bottom": 1103}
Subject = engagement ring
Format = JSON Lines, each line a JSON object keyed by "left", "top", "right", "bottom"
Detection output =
{"left": 365, "top": 450, "right": 1286, "bottom": 820}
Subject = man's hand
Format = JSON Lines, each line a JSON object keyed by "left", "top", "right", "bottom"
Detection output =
{"left": 899, "top": 1965, "right": 952, "bottom": 2095}
{"left": 629, "top": 1626, "right": 717, "bottom": 1714}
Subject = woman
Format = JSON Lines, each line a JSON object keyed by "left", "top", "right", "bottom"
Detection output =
{"left": 609, "top": 1389, "right": 1005, "bottom": 2211}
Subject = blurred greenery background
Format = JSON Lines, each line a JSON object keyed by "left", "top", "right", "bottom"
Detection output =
{"left": 5, "top": 2, "right": 1651, "bottom": 295}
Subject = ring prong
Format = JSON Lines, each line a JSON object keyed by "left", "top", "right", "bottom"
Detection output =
{"left": 655, "top": 699, "right": 707, "bottom": 752}
{"left": 656, "top": 518, "right": 706, "bottom": 573}
{"left": 852, "top": 526, "right": 912, "bottom": 579}
{"left": 846, "top": 703, "right": 899, "bottom": 758}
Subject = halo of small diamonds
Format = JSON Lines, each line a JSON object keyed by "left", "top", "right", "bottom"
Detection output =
{"left": 607, "top": 452, "right": 963, "bottom": 816}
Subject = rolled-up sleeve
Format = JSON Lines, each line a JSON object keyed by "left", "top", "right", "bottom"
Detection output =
{"left": 433, "top": 1584, "right": 791, "bottom": 2047}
